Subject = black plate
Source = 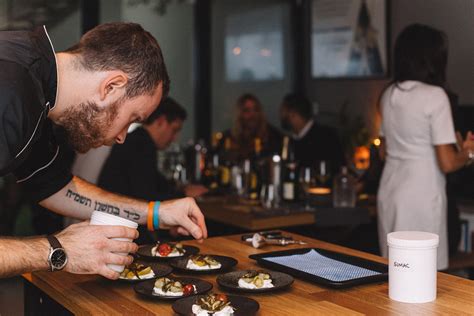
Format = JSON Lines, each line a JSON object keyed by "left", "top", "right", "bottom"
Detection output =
{"left": 217, "top": 270, "right": 294, "bottom": 293}
{"left": 137, "top": 244, "right": 200, "bottom": 261}
{"left": 118, "top": 262, "right": 172, "bottom": 283}
{"left": 249, "top": 248, "right": 388, "bottom": 289}
{"left": 134, "top": 277, "right": 212, "bottom": 301}
{"left": 172, "top": 294, "right": 259, "bottom": 316}
{"left": 170, "top": 255, "right": 238, "bottom": 274}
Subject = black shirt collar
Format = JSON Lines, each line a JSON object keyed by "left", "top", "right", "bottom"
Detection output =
{"left": 30, "top": 26, "right": 58, "bottom": 114}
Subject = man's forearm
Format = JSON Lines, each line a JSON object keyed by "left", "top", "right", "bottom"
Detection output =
{"left": 0, "top": 237, "right": 49, "bottom": 278}
{"left": 40, "top": 176, "right": 148, "bottom": 224}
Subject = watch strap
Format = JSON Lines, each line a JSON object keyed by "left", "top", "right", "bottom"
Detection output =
{"left": 47, "top": 235, "right": 63, "bottom": 250}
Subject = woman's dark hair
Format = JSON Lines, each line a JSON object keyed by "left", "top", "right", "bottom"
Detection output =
{"left": 393, "top": 23, "right": 448, "bottom": 87}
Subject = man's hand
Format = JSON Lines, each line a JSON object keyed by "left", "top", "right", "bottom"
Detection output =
{"left": 184, "top": 184, "right": 209, "bottom": 198}
{"left": 55, "top": 221, "right": 139, "bottom": 279}
{"left": 158, "top": 197, "right": 207, "bottom": 241}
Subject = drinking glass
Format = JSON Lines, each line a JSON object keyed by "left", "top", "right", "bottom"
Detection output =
{"left": 315, "top": 160, "right": 331, "bottom": 187}
{"left": 260, "top": 184, "right": 276, "bottom": 209}
{"left": 299, "top": 167, "right": 315, "bottom": 210}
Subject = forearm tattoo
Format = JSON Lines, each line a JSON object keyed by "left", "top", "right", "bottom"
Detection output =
{"left": 66, "top": 189, "right": 141, "bottom": 220}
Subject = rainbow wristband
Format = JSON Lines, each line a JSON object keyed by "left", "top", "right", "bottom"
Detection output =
{"left": 153, "top": 201, "right": 160, "bottom": 230}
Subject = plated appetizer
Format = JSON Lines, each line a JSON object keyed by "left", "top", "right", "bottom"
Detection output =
{"left": 119, "top": 262, "right": 155, "bottom": 280}
{"left": 216, "top": 270, "right": 293, "bottom": 293}
{"left": 151, "top": 241, "right": 186, "bottom": 257}
{"left": 192, "top": 293, "right": 235, "bottom": 316}
{"left": 237, "top": 270, "right": 273, "bottom": 289}
{"left": 186, "top": 255, "right": 222, "bottom": 270}
{"left": 153, "top": 277, "right": 197, "bottom": 297}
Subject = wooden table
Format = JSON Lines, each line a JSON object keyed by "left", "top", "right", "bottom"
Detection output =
{"left": 23, "top": 232, "right": 474, "bottom": 315}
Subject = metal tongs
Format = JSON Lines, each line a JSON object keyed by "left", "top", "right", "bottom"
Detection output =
{"left": 250, "top": 233, "right": 307, "bottom": 249}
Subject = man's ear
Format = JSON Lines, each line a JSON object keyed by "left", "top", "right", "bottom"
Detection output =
{"left": 100, "top": 71, "right": 128, "bottom": 101}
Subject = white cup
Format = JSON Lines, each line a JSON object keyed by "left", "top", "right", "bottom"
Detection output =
{"left": 388, "top": 231, "right": 439, "bottom": 303}
{"left": 90, "top": 211, "right": 138, "bottom": 273}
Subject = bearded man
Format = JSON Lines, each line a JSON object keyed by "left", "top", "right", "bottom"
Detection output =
{"left": 0, "top": 22, "right": 207, "bottom": 279}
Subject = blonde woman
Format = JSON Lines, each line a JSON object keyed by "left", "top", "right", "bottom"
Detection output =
{"left": 221, "top": 93, "right": 282, "bottom": 162}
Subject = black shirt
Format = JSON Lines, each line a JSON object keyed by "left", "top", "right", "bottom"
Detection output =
{"left": 293, "top": 121, "right": 345, "bottom": 176}
{"left": 0, "top": 26, "right": 72, "bottom": 202}
{"left": 98, "top": 127, "right": 184, "bottom": 201}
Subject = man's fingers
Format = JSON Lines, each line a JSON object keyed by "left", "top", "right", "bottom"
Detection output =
{"left": 107, "top": 240, "right": 138, "bottom": 254}
{"left": 99, "top": 267, "right": 120, "bottom": 280}
{"left": 101, "top": 226, "right": 139, "bottom": 239}
{"left": 176, "top": 227, "right": 190, "bottom": 236}
{"left": 180, "top": 216, "right": 203, "bottom": 240}
{"left": 191, "top": 209, "right": 207, "bottom": 239}
{"left": 186, "top": 198, "right": 207, "bottom": 239}
{"left": 105, "top": 253, "right": 134, "bottom": 266}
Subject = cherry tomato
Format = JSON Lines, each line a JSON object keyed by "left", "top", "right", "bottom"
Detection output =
{"left": 158, "top": 244, "right": 172, "bottom": 256}
{"left": 183, "top": 284, "right": 195, "bottom": 296}
{"left": 216, "top": 294, "right": 228, "bottom": 303}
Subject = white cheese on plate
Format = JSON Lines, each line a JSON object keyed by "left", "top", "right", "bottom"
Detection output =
{"left": 119, "top": 270, "right": 155, "bottom": 280}
{"left": 153, "top": 287, "right": 183, "bottom": 297}
{"left": 191, "top": 304, "right": 234, "bottom": 316}
{"left": 186, "top": 260, "right": 221, "bottom": 270}
{"left": 238, "top": 278, "right": 273, "bottom": 289}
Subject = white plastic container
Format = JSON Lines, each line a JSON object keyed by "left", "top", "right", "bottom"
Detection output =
{"left": 90, "top": 211, "right": 138, "bottom": 273}
{"left": 387, "top": 231, "right": 439, "bottom": 303}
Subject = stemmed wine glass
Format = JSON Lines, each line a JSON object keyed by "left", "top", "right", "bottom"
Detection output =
{"left": 299, "top": 166, "right": 315, "bottom": 210}
{"left": 315, "top": 160, "right": 331, "bottom": 187}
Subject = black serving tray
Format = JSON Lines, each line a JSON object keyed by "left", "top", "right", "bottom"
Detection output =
{"left": 249, "top": 248, "right": 388, "bottom": 289}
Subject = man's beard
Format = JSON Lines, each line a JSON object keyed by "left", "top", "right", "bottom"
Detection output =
{"left": 56, "top": 101, "right": 119, "bottom": 153}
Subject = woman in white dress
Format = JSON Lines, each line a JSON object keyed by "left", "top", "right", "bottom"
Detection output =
{"left": 377, "top": 24, "right": 474, "bottom": 270}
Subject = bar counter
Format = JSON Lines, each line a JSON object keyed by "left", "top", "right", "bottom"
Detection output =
{"left": 197, "top": 195, "right": 373, "bottom": 231}
{"left": 23, "top": 231, "right": 474, "bottom": 315}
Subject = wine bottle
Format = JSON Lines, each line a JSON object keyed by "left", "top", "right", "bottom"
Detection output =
{"left": 202, "top": 133, "right": 221, "bottom": 189}
{"left": 219, "top": 137, "right": 232, "bottom": 188}
{"left": 248, "top": 138, "right": 263, "bottom": 200}
{"left": 332, "top": 166, "right": 356, "bottom": 207}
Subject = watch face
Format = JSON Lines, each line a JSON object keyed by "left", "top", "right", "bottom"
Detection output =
{"left": 50, "top": 248, "right": 68, "bottom": 270}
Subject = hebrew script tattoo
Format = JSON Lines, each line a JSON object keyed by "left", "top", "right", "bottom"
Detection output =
{"left": 65, "top": 189, "right": 141, "bottom": 220}
{"left": 66, "top": 189, "right": 92, "bottom": 207}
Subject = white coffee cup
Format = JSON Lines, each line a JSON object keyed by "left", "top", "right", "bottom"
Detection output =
{"left": 90, "top": 211, "right": 138, "bottom": 273}
{"left": 388, "top": 231, "right": 439, "bottom": 303}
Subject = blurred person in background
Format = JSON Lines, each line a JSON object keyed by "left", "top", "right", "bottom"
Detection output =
{"left": 219, "top": 93, "right": 282, "bottom": 162}
{"left": 280, "top": 93, "right": 345, "bottom": 176}
{"left": 98, "top": 97, "right": 208, "bottom": 244}
{"left": 377, "top": 24, "right": 474, "bottom": 270}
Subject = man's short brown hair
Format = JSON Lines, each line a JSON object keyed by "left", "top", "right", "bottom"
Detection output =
{"left": 145, "top": 97, "right": 187, "bottom": 125}
{"left": 64, "top": 22, "right": 170, "bottom": 99}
